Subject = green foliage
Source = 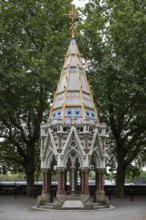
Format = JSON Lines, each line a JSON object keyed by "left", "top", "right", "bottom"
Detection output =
{"left": 0, "top": 173, "right": 25, "bottom": 181}
{"left": 0, "top": 0, "right": 146, "bottom": 198}
{"left": 134, "top": 171, "right": 146, "bottom": 184}
{"left": 79, "top": 0, "right": 146, "bottom": 196}
{"left": 125, "top": 164, "right": 141, "bottom": 183}
{"left": 0, "top": 0, "right": 72, "bottom": 195}
{"left": 89, "top": 171, "right": 95, "bottom": 180}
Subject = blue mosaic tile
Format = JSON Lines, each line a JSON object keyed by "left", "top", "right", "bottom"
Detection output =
{"left": 67, "top": 109, "right": 72, "bottom": 115}
{"left": 75, "top": 109, "right": 80, "bottom": 115}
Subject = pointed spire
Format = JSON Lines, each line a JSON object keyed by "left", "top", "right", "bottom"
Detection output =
{"left": 49, "top": 7, "right": 99, "bottom": 125}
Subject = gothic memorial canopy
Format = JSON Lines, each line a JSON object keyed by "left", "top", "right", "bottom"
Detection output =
{"left": 39, "top": 6, "right": 108, "bottom": 210}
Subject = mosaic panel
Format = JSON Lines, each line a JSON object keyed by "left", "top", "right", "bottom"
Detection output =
{"left": 76, "top": 55, "right": 82, "bottom": 67}
{"left": 84, "top": 109, "right": 96, "bottom": 120}
{"left": 80, "top": 74, "right": 89, "bottom": 93}
{"left": 74, "top": 108, "right": 82, "bottom": 117}
{"left": 54, "top": 93, "right": 64, "bottom": 108}
{"left": 64, "top": 117, "right": 71, "bottom": 123}
{"left": 70, "top": 38, "right": 76, "bottom": 47}
{"left": 62, "top": 68, "right": 68, "bottom": 74}
{"left": 64, "top": 116, "right": 82, "bottom": 124}
{"left": 66, "top": 96, "right": 81, "bottom": 105}
{"left": 67, "top": 92, "right": 81, "bottom": 105}
{"left": 71, "top": 43, "right": 76, "bottom": 54}
{"left": 71, "top": 38, "right": 76, "bottom": 45}
{"left": 64, "top": 56, "right": 71, "bottom": 68}
{"left": 65, "top": 108, "right": 82, "bottom": 117}
{"left": 64, "top": 107, "right": 82, "bottom": 123}
{"left": 51, "top": 109, "right": 62, "bottom": 120}
{"left": 58, "top": 73, "right": 66, "bottom": 93}
{"left": 79, "top": 68, "right": 84, "bottom": 74}
{"left": 70, "top": 55, "right": 76, "bottom": 66}
{"left": 82, "top": 93, "right": 93, "bottom": 108}
{"left": 66, "top": 92, "right": 81, "bottom": 105}
{"left": 70, "top": 67, "right": 77, "bottom": 73}
{"left": 68, "top": 72, "right": 78, "bottom": 90}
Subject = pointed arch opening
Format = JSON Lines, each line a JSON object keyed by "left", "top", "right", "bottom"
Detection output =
{"left": 65, "top": 149, "right": 82, "bottom": 194}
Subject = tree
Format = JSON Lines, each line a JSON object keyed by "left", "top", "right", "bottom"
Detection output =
{"left": 78, "top": 0, "right": 146, "bottom": 196}
{"left": 0, "top": 0, "right": 72, "bottom": 195}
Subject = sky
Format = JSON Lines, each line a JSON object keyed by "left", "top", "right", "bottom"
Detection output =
{"left": 72, "top": 0, "right": 89, "bottom": 7}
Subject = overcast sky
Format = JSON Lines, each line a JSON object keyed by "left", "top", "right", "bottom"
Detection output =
{"left": 72, "top": 0, "right": 89, "bottom": 7}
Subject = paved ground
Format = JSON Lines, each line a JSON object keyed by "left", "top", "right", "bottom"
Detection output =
{"left": 0, "top": 195, "right": 146, "bottom": 220}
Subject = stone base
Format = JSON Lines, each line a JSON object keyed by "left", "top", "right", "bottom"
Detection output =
{"left": 42, "top": 192, "right": 51, "bottom": 203}
{"left": 36, "top": 192, "right": 110, "bottom": 210}
{"left": 80, "top": 194, "right": 93, "bottom": 209}
{"left": 62, "top": 200, "right": 84, "bottom": 209}
{"left": 37, "top": 195, "right": 46, "bottom": 207}
{"left": 53, "top": 193, "right": 93, "bottom": 210}
{"left": 37, "top": 192, "right": 51, "bottom": 207}
{"left": 96, "top": 191, "right": 110, "bottom": 207}
{"left": 53, "top": 193, "right": 66, "bottom": 209}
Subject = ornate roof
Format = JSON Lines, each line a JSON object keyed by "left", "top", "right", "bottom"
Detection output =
{"left": 49, "top": 37, "right": 98, "bottom": 124}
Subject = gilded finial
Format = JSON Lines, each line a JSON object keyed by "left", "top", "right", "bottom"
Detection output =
{"left": 65, "top": 4, "right": 78, "bottom": 38}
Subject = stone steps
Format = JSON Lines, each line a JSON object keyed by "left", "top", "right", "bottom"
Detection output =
{"left": 65, "top": 194, "right": 81, "bottom": 200}
{"left": 41, "top": 203, "right": 53, "bottom": 209}
{"left": 62, "top": 200, "right": 84, "bottom": 210}
{"left": 32, "top": 202, "right": 113, "bottom": 210}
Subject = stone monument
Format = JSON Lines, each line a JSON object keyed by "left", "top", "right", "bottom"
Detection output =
{"left": 39, "top": 7, "right": 108, "bottom": 209}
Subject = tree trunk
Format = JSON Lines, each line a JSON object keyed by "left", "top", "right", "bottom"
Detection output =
{"left": 26, "top": 171, "right": 35, "bottom": 196}
{"left": 24, "top": 143, "right": 36, "bottom": 196}
{"left": 25, "top": 153, "right": 35, "bottom": 195}
{"left": 115, "top": 164, "right": 126, "bottom": 197}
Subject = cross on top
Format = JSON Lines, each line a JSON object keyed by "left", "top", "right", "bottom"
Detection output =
{"left": 65, "top": 5, "right": 78, "bottom": 38}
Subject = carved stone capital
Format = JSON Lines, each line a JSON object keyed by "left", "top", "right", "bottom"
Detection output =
{"left": 95, "top": 168, "right": 105, "bottom": 173}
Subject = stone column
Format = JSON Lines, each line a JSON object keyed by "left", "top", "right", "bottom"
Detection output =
{"left": 64, "top": 171, "right": 67, "bottom": 191}
{"left": 42, "top": 168, "right": 51, "bottom": 202}
{"left": 81, "top": 168, "right": 89, "bottom": 194}
{"left": 74, "top": 169, "right": 78, "bottom": 191}
{"left": 79, "top": 170, "right": 82, "bottom": 190}
{"left": 80, "top": 168, "right": 93, "bottom": 209}
{"left": 69, "top": 169, "right": 72, "bottom": 187}
{"left": 54, "top": 168, "right": 66, "bottom": 208}
{"left": 95, "top": 168, "right": 105, "bottom": 202}
{"left": 71, "top": 167, "right": 75, "bottom": 193}
{"left": 56, "top": 168, "right": 65, "bottom": 194}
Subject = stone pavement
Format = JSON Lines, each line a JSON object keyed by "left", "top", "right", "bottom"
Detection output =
{"left": 0, "top": 195, "right": 146, "bottom": 220}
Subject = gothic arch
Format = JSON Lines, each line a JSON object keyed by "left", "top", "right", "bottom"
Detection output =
{"left": 92, "top": 150, "right": 101, "bottom": 168}
{"left": 61, "top": 126, "right": 85, "bottom": 158}
{"left": 45, "top": 150, "right": 55, "bottom": 168}
{"left": 64, "top": 148, "right": 83, "bottom": 168}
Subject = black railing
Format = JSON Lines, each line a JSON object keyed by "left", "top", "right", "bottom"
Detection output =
{"left": 0, "top": 183, "right": 146, "bottom": 197}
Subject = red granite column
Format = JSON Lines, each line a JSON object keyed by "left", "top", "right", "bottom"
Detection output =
{"left": 74, "top": 169, "right": 78, "bottom": 191}
{"left": 80, "top": 168, "right": 93, "bottom": 208}
{"left": 95, "top": 168, "right": 104, "bottom": 193}
{"left": 79, "top": 170, "right": 82, "bottom": 191}
{"left": 81, "top": 168, "right": 89, "bottom": 194}
{"left": 42, "top": 169, "right": 46, "bottom": 192}
{"left": 56, "top": 168, "right": 65, "bottom": 194}
{"left": 42, "top": 169, "right": 51, "bottom": 193}
{"left": 42, "top": 168, "right": 51, "bottom": 202}
{"left": 95, "top": 168, "right": 105, "bottom": 202}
